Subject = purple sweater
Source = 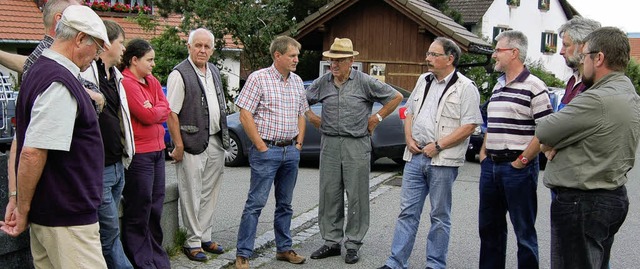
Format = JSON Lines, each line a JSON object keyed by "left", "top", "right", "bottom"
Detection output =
{"left": 16, "top": 56, "right": 104, "bottom": 226}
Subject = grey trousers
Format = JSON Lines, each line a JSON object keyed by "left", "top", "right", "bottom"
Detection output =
{"left": 318, "top": 135, "right": 371, "bottom": 250}
{"left": 177, "top": 136, "right": 225, "bottom": 248}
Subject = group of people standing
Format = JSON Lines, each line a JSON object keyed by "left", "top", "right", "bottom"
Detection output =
{"left": 0, "top": 0, "right": 228, "bottom": 268}
{"left": 0, "top": 1, "right": 637, "bottom": 268}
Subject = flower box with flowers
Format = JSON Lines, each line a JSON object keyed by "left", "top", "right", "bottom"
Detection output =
{"left": 112, "top": 3, "right": 131, "bottom": 13}
{"left": 90, "top": 1, "right": 111, "bottom": 12}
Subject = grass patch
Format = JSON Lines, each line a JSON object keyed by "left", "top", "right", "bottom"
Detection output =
{"left": 166, "top": 227, "right": 187, "bottom": 257}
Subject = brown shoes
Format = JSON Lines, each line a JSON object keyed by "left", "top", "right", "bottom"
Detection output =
{"left": 235, "top": 256, "right": 249, "bottom": 269}
{"left": 276, "top": 250, "right": 306, "bottom": 264}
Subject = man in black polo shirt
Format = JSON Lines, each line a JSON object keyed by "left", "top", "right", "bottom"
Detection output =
{"left": 81, "top": 20, "right": 135, "bottom": 269}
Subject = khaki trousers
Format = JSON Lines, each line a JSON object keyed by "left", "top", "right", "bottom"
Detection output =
{"left": 177, "top": 135, "right": 225, "bottom": 247}
{"left": 30, "top": 222, "right": 107, "bottom": 269}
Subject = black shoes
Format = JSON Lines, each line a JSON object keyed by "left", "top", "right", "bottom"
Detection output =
{"left": 345, "top": 249, "right": 359, "bottom": 264}
{"left": 310, "top": 244, "right": 341, "bottom": 259}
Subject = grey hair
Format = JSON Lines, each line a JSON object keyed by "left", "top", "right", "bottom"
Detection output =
{"left": 558, "top": 16, "right": 601, "bottom": 45}
{"left": 495, "top": 30, "right": 528, "bottom": 63}
{"left": 434, "top": 37, "right": 461, "bottom": 67}
{"left": 54, "top": 21, "right": 80, "bottom": 41}
{"left": 42, "top": 0, "right": 77, "bottom": 30}
{"left": 188, "top": 28, "right": 215, "bottom": 47}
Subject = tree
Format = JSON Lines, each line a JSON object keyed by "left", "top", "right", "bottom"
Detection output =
{"left": 153, "top": 0, "right": 297, "bottom": 73}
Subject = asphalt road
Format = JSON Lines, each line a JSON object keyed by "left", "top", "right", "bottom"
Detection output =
{"left": 167, "top": 156, "right": 640, "bottom": 269}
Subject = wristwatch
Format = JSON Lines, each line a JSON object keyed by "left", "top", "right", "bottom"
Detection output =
{"left": 376, "top": 113, "right": 383, "bottom": 122}
{"left": 518, "top": 154, "right": 529, "bottom": 165}
{"left": 435, "top": 141, "right": 442, "bottom": 152}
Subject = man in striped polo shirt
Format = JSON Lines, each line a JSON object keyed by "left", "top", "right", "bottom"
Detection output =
{"left": 478, "top": 30, "right": 553, "bottom": 269}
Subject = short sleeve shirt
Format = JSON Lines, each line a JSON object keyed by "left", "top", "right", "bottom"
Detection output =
{"left": 306, "top": 69, "right": 399, "bottom": 137}
{"left": 235, "top": 65, "right": 309, "bottom": 141}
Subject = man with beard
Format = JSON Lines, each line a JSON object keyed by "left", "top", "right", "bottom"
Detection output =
{"left": 478, "top": 30, "right": 552, "bottom": 269}
{"left": 377, "top": 37, "right": 482, "bottom": 269}
{"left": 306, "top": 38, "right": 402, "bottom": 264}
{"left": 536, "top": 27, "right": 640, "bottom": 269}
{"left": 557, "top": 17, "right": 601, "bottom": 110}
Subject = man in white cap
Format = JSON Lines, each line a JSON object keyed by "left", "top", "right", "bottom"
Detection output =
{"left": 0, "top": 5, "right": 111, "bottom": 268}
{"left": 306, "top": 38, "right": 402, "bottom": 264}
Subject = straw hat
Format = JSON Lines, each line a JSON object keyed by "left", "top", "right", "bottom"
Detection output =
{"left": 322, "top": 38, "right": 359, "bottom": 58}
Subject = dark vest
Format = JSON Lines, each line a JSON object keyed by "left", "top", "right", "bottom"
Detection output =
{"left": 16, "top": 56, "right": 104, "bottom": 227}
{"left": 173, "top": 60, "right": 229, "bottom": 154}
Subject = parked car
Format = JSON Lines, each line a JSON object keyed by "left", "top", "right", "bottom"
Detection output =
{"left": 161, "top": 86, "right": 173, "bottom": 158}
{"left": 224, "top": 82, "right": 410, "bottom": 167}
{"left": 465, "top": 87, "right": 565, "bottom": 170}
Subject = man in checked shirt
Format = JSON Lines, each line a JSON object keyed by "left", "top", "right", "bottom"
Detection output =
{"left": 234, "top": 36, "right": 309, "bottom": 269}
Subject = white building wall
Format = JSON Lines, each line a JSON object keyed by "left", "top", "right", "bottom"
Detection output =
{"left": 481, "top": 0, "right": 573, "bottom": 80}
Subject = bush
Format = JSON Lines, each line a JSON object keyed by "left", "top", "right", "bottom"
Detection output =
{"left": 625, "top": 58, "right": 640, "bottom": 95}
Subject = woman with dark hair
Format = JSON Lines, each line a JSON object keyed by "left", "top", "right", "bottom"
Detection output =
{"left": 120, "top": 38, "right": 171, "bottom": 269}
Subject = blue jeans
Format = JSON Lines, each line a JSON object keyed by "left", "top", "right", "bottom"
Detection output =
{"left": 385, "top": 154, "right": 458, "bottom": 269}
{"left": 550, "top": 186, "right": 628, "bottom": 269}
{"left": 479, "top": 158, "right": 539, "bottom": 269}
{"left": 99, "top": 161, "right": 133, "bottom": 269}
{"left": 236, "top": 144, "right": 300, "bottom": 258}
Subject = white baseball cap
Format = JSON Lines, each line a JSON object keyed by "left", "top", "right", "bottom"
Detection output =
{"left": 60, "top": 5, "right": 111, "bottom": 47}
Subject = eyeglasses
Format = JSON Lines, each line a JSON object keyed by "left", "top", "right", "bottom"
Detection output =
{"left": 579, "top": 51, "right": 600, "bottom": 62}
{"left": 90, "top": 36, "right": 105, "bottom": 57}
{"left": 491, "top": 47, "right": 515, "bottom": 54}
{"left": 426, "top": 51, "right": 447, "bottom": 58}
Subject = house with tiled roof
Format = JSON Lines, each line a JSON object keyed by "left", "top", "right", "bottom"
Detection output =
{"left": 447, "top": 0, "right": 580, "bottom": 80}
{"left": 289, "top": 0, "right": 493, "bottom": 91}
{"left": 0, "top": 0, "right": 242, "bottom": 91}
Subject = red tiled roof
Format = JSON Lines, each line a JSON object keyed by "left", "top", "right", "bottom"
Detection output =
{"left": 0, "top": 0, "right": 241, "bottom": 49}
{"left": 0, "top": 0, "right": 44, "bottom": 41}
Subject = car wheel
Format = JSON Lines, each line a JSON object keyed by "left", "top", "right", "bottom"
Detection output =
{"left": 225, "top": 132, "right": 246, "bottom": 167}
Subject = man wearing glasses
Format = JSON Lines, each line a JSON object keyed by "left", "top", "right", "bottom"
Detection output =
{"left": 377, "top": 37, "right": 482, "bottom": 269}
{"left": 0, "top": 5, "right": 111, "bottom": 268}
{"left": 536, "top": 27, "right": 639, "bottom": 269}
{"left": 306, "top": 38, "right": 402, "bottom": 264}
{"left": 478, "top": 30, "right": 552, "bottom": 269}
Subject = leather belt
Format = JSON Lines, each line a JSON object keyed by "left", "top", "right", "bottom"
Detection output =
{"left": 263, "top": 138, "right": 295, "bottom": 147}
{"left": 487, "top": 151, "right": 522, "bottom": 163}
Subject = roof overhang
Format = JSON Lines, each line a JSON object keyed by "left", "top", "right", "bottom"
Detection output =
{"left": 288, "top": 0, "right": 492, "bottom": 55}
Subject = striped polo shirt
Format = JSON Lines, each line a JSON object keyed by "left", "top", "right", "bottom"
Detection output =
{"left": 485, "top": 68, "right": 553, "bottom": 154}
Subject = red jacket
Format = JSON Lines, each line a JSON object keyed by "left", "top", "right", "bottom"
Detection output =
{"left": 122, "top": 68, "right": 169, "bottom": 154}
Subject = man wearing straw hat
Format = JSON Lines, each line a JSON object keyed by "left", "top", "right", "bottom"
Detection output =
{"left": 0, "top": 5, "right": 111, "bottom": 268}
{"left": 306, "top": 37, "right": 402, "bottom": 264}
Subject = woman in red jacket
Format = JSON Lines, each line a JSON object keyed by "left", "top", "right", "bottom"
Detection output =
{"left": 120, "top": 38, "right": 171, "bottom": 269}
